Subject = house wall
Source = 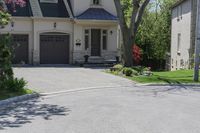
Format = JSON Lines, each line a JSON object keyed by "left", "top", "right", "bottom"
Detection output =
{"left": 1, "top": 18, "right": 74, "bottom": 64}
{"left": 32, "top": 18, "right": 73, "bottom": 64}
{"left": 71, "top": 0, "right": 117, "bottom": 16}
{"left": 0, "top": 18, "right": 33, "bottom": 64}
{"left": 1, "top": 0, "right": 119, "bottom": 65}
{"left": 1, "top": 18, "right": 119, "bottom": 64}
{"left": 171, "top": 0, "right": 192, "bottom": 70}
{"left": 73, "top": 21, "right": 119, "bottom": 63}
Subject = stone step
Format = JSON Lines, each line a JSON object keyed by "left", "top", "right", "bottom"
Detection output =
{"left": 88, "top": 57, "right": 105, "bottom": 63}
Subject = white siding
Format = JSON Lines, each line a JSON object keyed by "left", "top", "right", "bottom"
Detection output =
{"left": 171, "top": 0, "right": 192, "bottom": 70}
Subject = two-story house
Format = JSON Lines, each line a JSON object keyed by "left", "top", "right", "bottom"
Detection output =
{"left": 170, "top": 0, "right": 197, "bottom": 70}
{"left": 1, "top": 0, "right": 120, "bottom": 65}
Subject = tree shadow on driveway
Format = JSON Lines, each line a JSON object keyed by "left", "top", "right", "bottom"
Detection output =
{"left": 0, "top": 98, "right": 70, "bottom": 130}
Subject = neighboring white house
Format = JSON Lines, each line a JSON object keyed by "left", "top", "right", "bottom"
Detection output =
{"left": 0, "top": 0, "right": 120, "bottom": 65}
{"left": 170, "top": 0, "right": 197, "bottom": 70}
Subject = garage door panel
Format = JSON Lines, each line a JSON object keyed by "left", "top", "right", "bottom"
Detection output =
{"left": 40, "top": 34, "right": 69, "bottom": 64}
{"left": 12, "top": 35, "right": 29, "bottom": 64}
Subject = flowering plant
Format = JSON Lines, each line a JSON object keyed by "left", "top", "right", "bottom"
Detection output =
{"left": 132, "top": 44, "right": 142, "bottom": 65}
{"left": 0, "top": 0, "right": 26, "bottom": 12}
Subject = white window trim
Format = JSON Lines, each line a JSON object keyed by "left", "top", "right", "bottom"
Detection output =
{"left": 83, "top": 28, "right": 108, "bottom": 56}
{"left": 101, "top": 29, "right": 108, "bottom": 51}
{"left": 90, "top": 0, "right": 102, "bottom": 7}
{"left": 84, "top": 29, "right": 91, "bottom": 51}
{"left": 177, "top": 33, "right": 181, "bottom": 54}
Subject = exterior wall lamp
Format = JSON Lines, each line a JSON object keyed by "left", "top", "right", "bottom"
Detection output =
{"left": 110, "top": 30, "right": 113, "bottom": 35}
{"left": 11, "top": 21, "right": 14, "bottom": 28}
{"left": 53, "top": 22, "right": 57, "bottom": 29}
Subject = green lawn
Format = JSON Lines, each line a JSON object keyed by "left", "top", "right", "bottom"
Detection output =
{"left": 0, "top": 89, "right": 33, "bottom": 100}
{"left": 129, "top": 70, "right": 200, "bottom": 84}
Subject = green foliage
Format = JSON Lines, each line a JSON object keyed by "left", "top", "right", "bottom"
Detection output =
{"left": 0, "top": 34, "right": 13, "bottom": 82}
{"left": 123, "top": 67, "right": 133, "bottom": 76}
{"left": 0, "top": 35, "right": 28, "bottom": 93}
{"left": 132, "top": 66, "right": 145, "bottom": 74}
{"left": 131, "top": 70, "right": 200, "bottom": 84}
{"left": 121, "top": 0, "right": 132, "bottom": 25}
{"left": 135, "top": 0, "right": 177, "bottom": 61}
{"left": 0, "top": 11, "right": 10, "bottom": 27}
{"left": 132, "top": 69, "right": 138, "bottom": 76}
{"left": 113, "top": 64, "right": 124, "bottom": 71}
{"left": 0, "top": 78, "right": 27, "bottom": 92}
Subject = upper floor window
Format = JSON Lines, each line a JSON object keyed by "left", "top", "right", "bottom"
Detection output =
{"left": 177, "top": 33, "right": 181, "bottom": 54}
{"left": 92, "top": 0, "right": 101, "bottom": 5}
{"left": 177, "top": 5, "right": 182, "bottom": 21}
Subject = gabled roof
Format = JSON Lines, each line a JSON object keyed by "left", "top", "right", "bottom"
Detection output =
{"left": 6, "top": 0, "right": 73, "bottom": 18}
{"left": 6, "top": 0, "right": 33, "bottom": 17}
{"left": 67, "top": 0, "right": 73, "bottom": 16}
{"left": 76, "top": 8, "right": 117, "bottom": 20}
{"left": 38, "top": 0, "right": 69, "bottom": 18}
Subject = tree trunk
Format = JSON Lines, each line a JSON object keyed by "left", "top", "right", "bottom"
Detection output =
{"left": 122, "top": 32, "right": 134, "bottom": 67}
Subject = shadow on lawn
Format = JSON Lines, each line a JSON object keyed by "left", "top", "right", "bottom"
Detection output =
{"left": 157, "top": 77, "right": 182, "bottom": 84}
{"left": 0, "top": 98, "right": 70, "bottom": 130}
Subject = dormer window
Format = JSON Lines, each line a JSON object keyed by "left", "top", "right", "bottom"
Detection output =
{"left": 92, "top": 0, "right": 101, "bottom": 5}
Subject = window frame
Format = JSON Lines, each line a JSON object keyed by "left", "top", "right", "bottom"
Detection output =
{"left": 91, "top": 0, "right": 101, "bottom": 6}
{"left": 102, "top": 29, "right": 108, "bottom": 50}
{"left": 84, "top": 29, "right": 90, "bottom": 50}
{"left": 177, "top": 33, "right": 181, "bottom": 54}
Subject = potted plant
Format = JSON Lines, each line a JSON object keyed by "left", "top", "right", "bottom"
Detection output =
{"left": 84, "top": 55, "right": 89, "bottom": 63}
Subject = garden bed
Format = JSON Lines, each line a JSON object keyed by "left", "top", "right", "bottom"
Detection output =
{"left": 108, "top": 64, "right": 200, "bottom": 84}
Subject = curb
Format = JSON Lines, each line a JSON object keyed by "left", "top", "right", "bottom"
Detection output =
{"left": 139, "top": 83, "right": 200, "bottom": 87}
{"left": 0, "top": 93, "right": 40, "bottom": 107}
{"left": 40, "top": 85, "right": 135, "bottom": 97}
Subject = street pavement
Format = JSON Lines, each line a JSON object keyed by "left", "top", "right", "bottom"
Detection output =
{"left": 0, "top": 67, "right": 200, "bottom": 133}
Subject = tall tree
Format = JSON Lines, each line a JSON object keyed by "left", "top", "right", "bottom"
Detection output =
{"left": 114, "top": 0, "right": 150, "bottom": 67}
{"left": 136, "top": 0, "right": 176, "bottom": 69}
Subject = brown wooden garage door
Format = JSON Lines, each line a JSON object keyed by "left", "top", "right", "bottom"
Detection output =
{"left": 40, "top": 34, "right": 70, "bottom": 64}
{"left": 12, "top": 34, "right": 29, "bottom": 64}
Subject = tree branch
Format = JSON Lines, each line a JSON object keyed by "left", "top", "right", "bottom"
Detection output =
{"left": 130, "top": 0, "right": 140, "bottom": 37}
{"left": 114, "top": 0, "right": 128, "bottom": 32}
{"left": 135, "top": 0, "right": 150, "bottom": 34}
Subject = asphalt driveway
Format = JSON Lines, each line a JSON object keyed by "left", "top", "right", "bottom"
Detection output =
{"left": 13, "top": 66, "right": 135, "bottom": 93}
{"left": 0, "top": 67, "right": 200, "bottom": 133}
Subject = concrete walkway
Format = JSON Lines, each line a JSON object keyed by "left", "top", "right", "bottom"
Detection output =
{"left": 13, "top": 67, "right": 135, "bottom": 93}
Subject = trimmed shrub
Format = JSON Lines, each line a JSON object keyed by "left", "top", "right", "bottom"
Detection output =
{"left": 0, "top": 78, "right": 27, "bottom": 92}
{"left": 0, "top": 35, "right": 13, "bottom": 82}
{"left": 132, "top": 69, "right": 138, "bottom": 76}
{"left": 132, "top": 66, "right": 146, "bottom": 75}
{"left": 123, "top": 68, "right": 133, "bottom": 77}
{"left": 111, "top": 64, "right": 124, "bottom": 72}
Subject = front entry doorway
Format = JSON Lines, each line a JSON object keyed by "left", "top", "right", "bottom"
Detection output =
{"left": 91, "top": 29, "right": 101, "bottom": 56}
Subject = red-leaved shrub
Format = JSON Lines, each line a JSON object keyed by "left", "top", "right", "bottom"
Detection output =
{"left": 132, "top": 45, "right": 142, "bottom": 65}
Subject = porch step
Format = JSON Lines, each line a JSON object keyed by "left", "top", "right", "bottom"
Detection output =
{"left": 88, "top": 57, "right": 105, "bottom": 64}
{"left": 83, "top": 63, "right": 114, "bottom": 68}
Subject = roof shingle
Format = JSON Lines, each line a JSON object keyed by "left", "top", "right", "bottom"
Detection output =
{"left": 76, "top": 8, "right": 117, "bottom": 20}
{"left": 39, "top": 0, "right": 69, "bottom": 18}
